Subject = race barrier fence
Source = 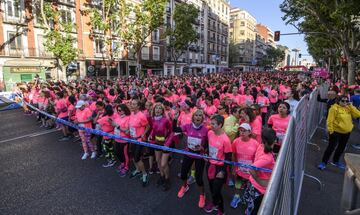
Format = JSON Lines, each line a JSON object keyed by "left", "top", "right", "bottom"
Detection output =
{"left": 259, "top": 83, "right": 328, "bottom": 215}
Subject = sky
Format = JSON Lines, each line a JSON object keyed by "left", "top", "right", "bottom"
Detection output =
{"left": 230, "top": 0, "right": 314, "bottom": 63}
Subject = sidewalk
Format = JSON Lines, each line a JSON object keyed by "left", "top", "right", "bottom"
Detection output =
{"left": 299, "top": 121, "right": 360, "bottom": 215}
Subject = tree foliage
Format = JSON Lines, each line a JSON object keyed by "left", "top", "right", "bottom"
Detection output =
{"left": 228, "top": 41, "right": 240, "bottom": 67}
{"left": 280, "top": 0, "right": 360, "bottom": 83}
{"left": 123, "top": 0, "right": 166, "bottom": 76}
{"left": 166, "top": 2, "right": 199, "bottom": 72}
{"left": 259, "top": 47, "right": 285, "bottom": 68}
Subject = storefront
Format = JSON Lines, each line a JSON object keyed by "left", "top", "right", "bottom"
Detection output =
{"left": 2, "top": 59, "right": 46, "bottom": 91}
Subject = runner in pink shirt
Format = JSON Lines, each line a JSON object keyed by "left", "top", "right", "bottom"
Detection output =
{"left": 97, "top": 105, "right": 116, "bottom": 167}
{"left": 128, "top": 99, "right": 150, "bottom": 187}
{"left": 110, "top": 104, "right": 131, "bottom": 177}
{"left": 55, "top": 91, "right": 70, "bottom": 141}
{"left": 242, "top": 128, "right": 276, "bottom": 215}
{"left": 204, "top": 114, "right": 232, "bottom": 215}
{"left": 267, "top": 101, "right": 291, "bottom": 153}
{"left": 148, "top": 103, "right": 172, "bottom": 191}
{"left": 230, "top": 123, "right": 258, "bottom": 209}
{"left": 75, "top": 100, "right": 96, "bottom": 160}
{"left": 256, "top": 90, "right": 270, "bottom": 125}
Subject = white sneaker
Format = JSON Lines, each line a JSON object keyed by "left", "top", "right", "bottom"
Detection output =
{"left": 81, "top": 153, "right": 89, "bottom": 160}
{"left": 90, "top": 152, "right": 97, "bottom": 159}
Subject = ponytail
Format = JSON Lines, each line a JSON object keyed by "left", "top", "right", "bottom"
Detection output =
{"left": 261, "top": 128, "right": 277, "bottom": 153}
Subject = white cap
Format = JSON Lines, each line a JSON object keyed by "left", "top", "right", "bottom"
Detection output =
{"left": 239, "top": 123, "right": 251, "bottom": 131}
{"left": 75, "top": 100, "right": 86, "bottom": 108}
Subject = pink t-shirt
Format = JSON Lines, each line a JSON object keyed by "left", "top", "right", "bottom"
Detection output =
{"left": 204, "top": 105, "right": 217, "bottom": 117}
{"left": 55, "top": 98, "right": 68, "bottom": 118}
{"left": 269, "top": 90, "right": 278, "bottom": 104}
{"left": 97, "top": 115, "right": 115, "bottom": 139}
{"left": 75, "top": 107, "right": 93, "bottom": 128}
{"left": 178, "top": 111, "right": 193, "bottom": 127}
{"left": 251, "top": 116, "right": 262, "bottom": 145}
{"left": 233, "top": 94, "right": 244, "bottom": 105}
{"left": 128, "top": 111, "right": 148, "bottom": 140}
{"left": 232, "top": 137, "right": 258, "bottom": 179}
{"left": 113, "top": 115, "right": 130, "bottom": 143}
{"left": 68, "top": 104, "right": 76, "bottom": 121}
{"left": 249, "top": 144, "right": 275, "bottom": 194}
{"left": 256, "top": 96, "right": 269, "bottom": 113}
{"left": 267, "top": 114, "right": 290, "bottom": 145}
{"left": 208, "top": 130, "right": 232, "bottom": 166}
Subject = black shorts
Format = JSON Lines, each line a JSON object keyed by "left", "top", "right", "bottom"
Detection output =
{"left": 129, "top": 143, "right": 143, "bottom": 163}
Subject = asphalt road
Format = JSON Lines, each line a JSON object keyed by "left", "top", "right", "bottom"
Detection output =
{"left": 0, "top": 109, "right": 245, "bottom": 215}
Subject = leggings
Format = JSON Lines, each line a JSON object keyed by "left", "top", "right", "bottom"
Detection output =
{"left": 79, "top": 130, "right": 94, "bottom": 153}
{"left": 208, "top": 164, "right": 227, "bottom": 213}
{"left": 242, "top": 182, "right": 263, "bottom": 215}
{"left": 322, "top": 132, "right": 350, "bottom": 163}
{"left": 96, "top": 135, "right": 103, "bottom": 155}
{"left": 114, "top": 142, "right": 129, "bottom": 169}
{"left": 102, "top": 139, "right": 115, "bottom": 161}
{"left": 180, "top": 155, "right": 205, "bottom": 187}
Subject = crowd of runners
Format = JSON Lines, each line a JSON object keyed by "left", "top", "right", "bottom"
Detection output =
{"left": 14, "top": 70, "right": 355, "bottom": 215}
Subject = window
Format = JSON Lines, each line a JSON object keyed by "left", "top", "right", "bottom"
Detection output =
{"left": 153, "top": 46, "right": 160, "bottom": 61}
{"left": 142, "top": 47, "right": 149, "bottom": 60}
{"left": 152, "top": 29, "right": 160, "bottom": 43}
{"left": 95, "top": 39, "right": 104, "bottom": 54}
{"left": 240, "top": 21, "right": 245, "bottom": 26}
{"left": 240, "top": 30, "right": 245, "bottom": 36}
{"left": 6, "top": 0, "right": 21, "bottom": 19}
{"left": 8, "top": 32, "right": 22, "bottom": 50}
{"left": 60, "top": 9, "right": 72, "bottom": 23}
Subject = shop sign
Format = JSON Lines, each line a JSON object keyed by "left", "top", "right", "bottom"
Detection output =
{"left": 10, "top": 67, "right": 39, "bottom": 73}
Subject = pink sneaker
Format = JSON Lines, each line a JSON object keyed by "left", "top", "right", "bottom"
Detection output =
{"left": 204, "top": 203, "right": 218, "bottom": 213}
{"left": 177, "top": 185, "right": 189, "bottom": 198}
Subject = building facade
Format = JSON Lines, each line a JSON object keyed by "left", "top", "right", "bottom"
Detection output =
{"left": 164, "top": 0, "right": 230, "bottom": 75}
{"left": 255, "top": 23, "right": 276, "bottom": 48}
{"left": 229, "top": 8, "right": 257, "bottom": 71}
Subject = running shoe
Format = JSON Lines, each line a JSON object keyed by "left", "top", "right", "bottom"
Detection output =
{"left": 177, "top": 185, "right": 189, "bottom": 198}
{"left": 90, "top": 152, "right": 97, "bottom": 159}
{"left": 142, "top": 174, "right": 149, "bottom": 187}
{"left": 187, "top": 175, "right": 195, "bottom": 185}
{"left": 204, "top": 203, "right": 218, "bottom": 213}
{"left": 217, "top": 211, "right": 225, "bottom": 215}
{"left": 330, "top": 162, "right": 346, "bottom": 170}
{"left": 118, "top": 168, "right": 128, "bottom": 178}
{"left": 230, "top": 194, "right": 241, "bottom": 208}
{"left": 157, "top": 176, "right": 165, "bottom": 187}
{"left": 163, "top": 179, "right": 171, "bottom": 191}
{"left": 198, "top": 194, "right": 206, "bottom": 208}
{"left": 58, "top": 136, "right": 70, "bottom": 142}
{"left": 130, "top": 170, "right": 142, "bottom": 179}
{"left": 352, "top": 144, "right": 360, "bottom": 150}
{"left": 102, "top": 160, "right": 116, "bottom": 168}
{"left": 227, "top": 178, "right": 235, "bottom": 187}
{"left": 81, "top": 153, "right": 89, "bottom": 160}
{"left": 318, "top": 162, "right": 326, "bottom": 170}
{"left": 116, "top": 163, "right": 125, "bottom": 173}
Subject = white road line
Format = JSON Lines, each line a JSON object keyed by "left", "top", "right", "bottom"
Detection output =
{"left": 0, "top": 129, "right": 58, "bottom": 143}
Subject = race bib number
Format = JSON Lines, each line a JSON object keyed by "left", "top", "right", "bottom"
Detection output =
{"left": 258, "top": 101, "right": 264, "bottom": 107}
{"left": 277, "top": 132, "right": 286, "bottom": 143}
{"left": 114, "top": 128, "right": 120, "bottom": 136}
{"left": 95, "top": 124, "right": 101, "bottom": 130}
{"left": 245, "top": 100, "right": 252, "bottom": 105}
{"left": 79, "top": 123, "right": 85, "bottom": 127}
{"left": 237, "top": 159, "right": 252, "bottom": 173}
{"left": 187, "top": 136, "right": 202, "bottom": 150}
{"left": 130, "top": 127, "right": 136, "bottom": 138}
{"left": 209, "top": 146, "right": 218, "bottom": 159}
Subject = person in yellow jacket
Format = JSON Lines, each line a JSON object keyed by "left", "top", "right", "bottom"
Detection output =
{"left": 318, "top": 95, "right": 360, "bottom": 170}
{"left": 223, "top": 105, "right": 242, "bottom": 142}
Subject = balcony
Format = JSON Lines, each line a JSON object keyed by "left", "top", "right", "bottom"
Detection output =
{"left": 208, "top": 37, "right": 215, "bottom": 42}
{"left": 166, "top": 7, "right": 171, "bottom": 13}
{"left": 1, "top": 48, "right": 54, "bottom": 58}
{"left": 152, "top": 54, "right": 160, "bottom": 61}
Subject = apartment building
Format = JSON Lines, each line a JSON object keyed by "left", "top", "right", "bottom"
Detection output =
{"left": 229, "top": 8, "right": 257, "bottom": 70}
{"left": 164, "top": 0, "right": 230, "bottom": 75}
{"left": 0, "top": 0, "right": 167, "bottom": 91}
{"left": 256, "top": 23, "right": 276, "bottom": 48}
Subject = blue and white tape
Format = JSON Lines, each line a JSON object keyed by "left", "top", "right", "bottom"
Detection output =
{"left": 24, "top": 101, "right": 272, "bottom": 173}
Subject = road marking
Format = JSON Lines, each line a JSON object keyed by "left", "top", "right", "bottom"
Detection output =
{"left": 0, "top": 129, "right": 58, "bottom": 143}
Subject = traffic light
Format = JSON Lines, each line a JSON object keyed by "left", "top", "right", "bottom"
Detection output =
{"left": 299, "top": 54, "right": 302, "bottom": 58}
{"left": 274, "top": 31, "right": 280, "bottom": 41}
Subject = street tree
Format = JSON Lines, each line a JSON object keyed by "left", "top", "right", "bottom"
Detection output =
{"left": 280, "top": 0, "right": 360, "bottom": 84}
{"left": 40, "top": 0, "right": 78, "bottom": 81}
{"left": 84, "top": 0, "right": 129, "bottom": 79}
{"left": 166, "top": 2, "right": 199, "bottom": 75}
{"left": 123, "top": 0, "right": 166, "bottom": 77}
{"left": 259, "top": 46, "right": 285, "bottom": 69}
{"left": 228, "top": 41, "right": 240, "bottom": 68}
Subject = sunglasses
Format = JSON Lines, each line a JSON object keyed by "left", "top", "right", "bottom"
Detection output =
{"left": 217, "top": 107, "right": 224, "bottom": 110}
{"left": 341, "top": 100, "right": 349, "bottom": 103}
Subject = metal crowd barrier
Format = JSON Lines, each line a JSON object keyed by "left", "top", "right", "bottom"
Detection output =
{"left": 258, "top": 83, "right": 328, "bottom": 215}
